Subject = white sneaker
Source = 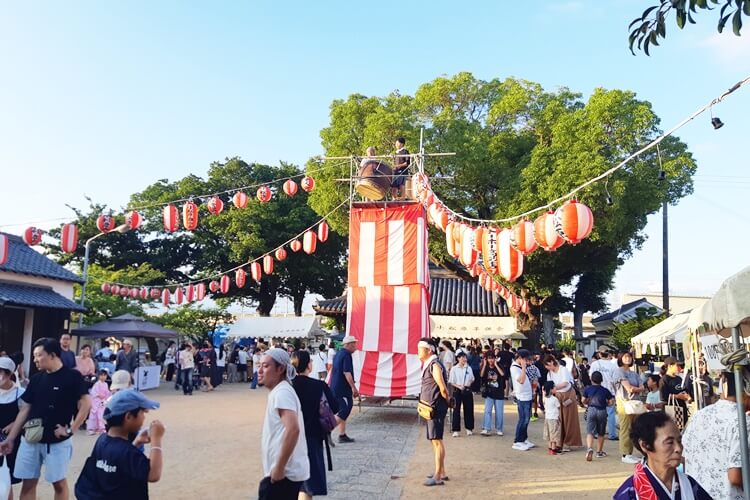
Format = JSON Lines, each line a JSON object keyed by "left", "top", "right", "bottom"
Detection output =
{"left": 512, "top": 442, "right": 530, "bottom": 451}
{"left": 496, "top": 431, "right": 504, "bottom": 436}
{"left": 524, "top": 440, "right": 535, "bottom": 448}
{"left": 621, "top": 455, "right": 640, "bottom": 464}
{"left": 452, "top": 431, "right": 459, "bottom": 438}
{"left": 481, "top": 429, "right": 490, "bottom": 436}
{"left": 466, "top": 430, "right": 473, "bottom": 436}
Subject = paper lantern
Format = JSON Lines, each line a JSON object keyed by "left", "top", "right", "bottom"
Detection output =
{"left": 445, "top": 222, "right": 458, "bottom": 258}
{"left": 129, "top": 288, "right": 138, "bottom": 299}
{"left": 185, "top": 284, "right": 195, "bottom": 302}
{"left": 174, "top": 287, "right": 184, "bottom": 305}
{"left": 533, "top": 212, "right": 564, "bottom": 252}
{"left": 150, "top": 288, "right": 161, "bottom": 299}
{"left": 220, "top": 275, "right": 230, "bottom": 294}
{"left": 263, "top": 255, "right": 274, "bottom": 275}
{"left": 182, "top": 202, "right": 199, "bottom": 231}
{"left": 318, "top": 221, "right": 329, "bottom": 243}
{"left": 110, "top": 285, "right": 120, "bottom": 296}
{"left": 100, "top": 283, "right": 111, "bottom": 294}
{"left": 161, "top": 289, "right": 170, "bottom": 306}
{"left": 459, "top": 225, "right": 477, "bottom": 268}
{"left": 275, "top": 248, "right": 287, "bottom": 261}
{"left": 207, "top": 196, "right": 224, "bottom": 215}
{"left": 290, "top": 239, "right": 302, "bottom": 252}
{"left": 497, "top": 228, "right": 523, "bottom": 282}
{"left": 427, "top": 203, "right": 442, "bottom": 228}
{"left": 163, "top": 205, "right": 179, "bottom": 232}
{"left": 60, "top": 223, "right": 78, "bottom": 254}
{"left": 256, "top": 186, "right": 272, "bottom": 203}
{"left": 473, "top": 226, "right": 486, "bottom": 252}
{"left": 119, "top": 287, "right": 129, "bottom": 297}
{"left": 209, "top": 280, "right": 220, "bottom": 293}
{"left": 139, "top": 287, "right": 148, "bottom": 300}
{"left": 235, "top": 269, "right": 246, "bottom": 288}
{"left": 0, "top": 234, "right": 7, "bottom": 266}
{"left": 251, "top": 262, "right": 262, "bottom": 282}
{"left": 96, "top": 214, "right": 116, "bottom": 233}
{"left": 303, "top": 230, "right": 317, "bottom": 254}
{"left": 23, "top": 227, "right": 44, "bottom": 246}
{"left": 451, "top": 221, "right": 463, "bottom": 244}
{"left": 283, "top": 180, "right": 298, "bottom": 196}
{"left": 196, "top": 283, "right": 206, "bottom": 301}
{"left": 301, "top": 176, "right": 315, "bottom": 192}
{"left": 510, "top": 219, "right": 538, "bottom": 256}
{"left": 554, "top": 200, "right": 594, "bottom": 245}
{"left": 232, "top": 191, "right": 249, "bottom": 209}
{"left": 125, "top": 211, "right": 142, "bottom": 230}
{"left": 481, "top": 227, "right": 499, "bottom": 273}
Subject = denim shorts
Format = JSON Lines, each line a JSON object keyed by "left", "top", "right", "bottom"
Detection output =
{"left": 14, "top": 437, "right": 73, "bottom": 483}
{"left": 336, "top": 395, "right": 353, "bottom": 421}
{"left": 586, "top": 407, "right": 609, "bottom": 436}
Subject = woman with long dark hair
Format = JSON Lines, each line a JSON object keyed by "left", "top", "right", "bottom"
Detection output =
{"left": 543, "top": 354, "right": 582, "bottom": 450}
{"left": 291, "top": 350, "right": 338, "bottom": 499}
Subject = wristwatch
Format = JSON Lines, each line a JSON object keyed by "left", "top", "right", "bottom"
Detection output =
{"left": 66, "top": 428, "right": 73, "bottom": 436}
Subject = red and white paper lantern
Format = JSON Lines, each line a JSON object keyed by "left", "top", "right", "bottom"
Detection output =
{"left": 163, "top": 205, "right": 179, "bottom": 232}
{"left": 317, "top": 221, "right": 329, "bottom": 243}
{"left": 129, "top": 288, "right": 138, "bottom": 299}
{"left": 100, "top": 283, "right": 111, "bottom": 294}
{"left": 250, "top": 262, "right": 262, "bottom": 282}
{"left": 481, "top": 227, "right": 499, "bottom": 273}
{"left": 533, "top": 212, "right": 564, "bottom": 252}
{"left": 174, "top": 287, "right": 184, "bottom": 305}
{"left": 60, "top": 223, "right": 78, "bottom": 253}
{"left": 275, "top": 248, "right": 287, "bottom": 261}
{"left": 0, "top": 234, "right": 7, "bottom": 266}
{"left": 445, "top": 222, "right": 458, "bottom": 258}
{"left": 119, "top": 287, "right": 129, "bottom": 297}
{"left": 139, "top": 287, "right": 149, "bottom": 300}
{"left": 459, "top": 225, "right": 477, "bottom": 268}
{"left": 207, "top": 196, "right": 224, "bottom": 215}
{"left": 182, "top": 202, "right": 199, "bottom": 231}
{"left": 300, "top": 176, "right": 315, "bottom": 192}
{"left": 473, "top": 226, "right": 486, "bottom": 252}
{"left": 256, "top": 186, "right": 272, "bottom": 203}
{"left": 235, "top": 269, "right": 246, "bottom": 288}
{"left": 232, "top": 191, "right": 249, "bottom": 209}
{"left": 283, "top": 180, "right": 298, "bottom": 197}
{"left": 23, "top": 227, "right": 44, "bottom": 246}
{"left": 263, "top": 255, "right": 274, "bottom": 275}
{"left": 150, "top": 288, "right": 161, "bottom": 299}
{"left": 196, "top": 283, "right": 206, "bottom": 301}
{"left": 510, "top": 219, "right": 538, "bottom": 256}
{"left": 554, "top": 200, "right": 594, "bottom": 245}
{"left": 111, "top": 285, "right": 120, "bottom": 296}
{"left": 220, "top": 275, "right": 230, "bottom": 294}
{"left": 96, "top": 214, "right": 116, "bottom": 234}
{"left": 185, "top": 284, "right": 195, "bottom": 302}
{"left": 161, "top": 289, "right": 171, "bottom": 306}
{"left": 290, "top": 239, "right": 302, "bottom": 252}
{"left": 303, "top": 230, "right": 317, "bottom": 254}
{"left": 497, "top": 228, "right": 523, "bottom": 282}
{"left": 125, "top": 211, "right": 143, "bottom": 230}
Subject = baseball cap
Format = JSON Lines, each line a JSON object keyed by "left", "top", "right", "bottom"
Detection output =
{"left": 342, "top": 335, "right": 357, "bottom": 344}
{"left": 0, "top": 357, "right": 15, "bottom": 373}
{"left": 104, "top": 389, "right": 160, "bottom": 419}
{"left": 110, "top": 370, "right": 132, "bottom": 390}
{"left": 517, "top": 349, "right": 532, "bottom": 359}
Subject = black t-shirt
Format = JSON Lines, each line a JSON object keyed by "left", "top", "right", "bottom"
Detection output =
{"left": 22, "top": 366, "right": 88, "bottom": 443}
{"left": 661, "top": 374, "right": 689, "bottom": 409}
{"left": 497, "top": 351, "right": 514, "bottom": 371}
{"left": 60, "top": 350, "right": 76, "bottom": 370}
{"left": 582, "top": 384, "right": 613, "bottom": 409}
{"left": 482, "top": 365, "right": 505, "bottom": 399}
{"left": 292, "top": 375, "right": 340, "bottom": 442}
{"left": 75, "top": 434, "right": 150, "bottom": 500}
{"left": 394, "top": 147, "right": 410, "bottom": 171}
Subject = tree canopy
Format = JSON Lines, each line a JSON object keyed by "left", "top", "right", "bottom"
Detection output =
{"left": 308, "top": 73, "right": 697, "bottom": 339}
{"left": 629, "top": 0, "right": 749, "bottom": 55}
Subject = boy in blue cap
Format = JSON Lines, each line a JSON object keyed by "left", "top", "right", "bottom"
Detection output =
{"left": 74, "top": 389, "right": 165, "bottom": 499}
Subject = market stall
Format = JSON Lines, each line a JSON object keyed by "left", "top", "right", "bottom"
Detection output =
{"left": 630, "top": 310, "right": 690, "bottom": 357}
{"left": 226, "top": 315, "right": 324, "bottom": 341}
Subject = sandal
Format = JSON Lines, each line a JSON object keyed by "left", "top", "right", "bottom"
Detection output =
{"left": 423, "top": 478, "right": 444, "bottom": 487}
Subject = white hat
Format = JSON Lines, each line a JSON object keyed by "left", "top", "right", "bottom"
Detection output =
{"left": 342, "top": 335, "right": 357, "bottom": 344}
{"left": 110, "top": 370, "right": 132, "bottom": 390}
{"left": 0, "top": 357, "right": 15, "bottom": 373}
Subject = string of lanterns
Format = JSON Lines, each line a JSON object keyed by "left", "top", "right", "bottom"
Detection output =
{"left": 99, "top": 196, "right": 349, "bottom": 307}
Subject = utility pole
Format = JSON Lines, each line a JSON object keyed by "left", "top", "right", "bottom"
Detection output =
{"left": 662, "top": 200, "right": 670, "bottom": 315}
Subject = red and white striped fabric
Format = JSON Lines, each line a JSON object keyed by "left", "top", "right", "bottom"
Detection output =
{"left": 346, "top": 284, "right": 429, "bottom": 398}
{"left": 0, "top": 234, "right": 8, "bottom": 266}
{"left": 347, "top": 203, "right": 429, "bottom": 288}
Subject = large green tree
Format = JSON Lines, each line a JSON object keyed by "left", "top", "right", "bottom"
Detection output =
{"left": 308, "top": 73, "right": 696, "bottom": 344}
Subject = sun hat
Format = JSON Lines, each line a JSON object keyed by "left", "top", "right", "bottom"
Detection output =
{"left": 110, "top": 370, "right": 132, "bottom": 390}
{"left": 342, "top": 335, "right": 357, "bottom": 344}
{"left": 0, "top": 357, "right": 15, "bottom": 373}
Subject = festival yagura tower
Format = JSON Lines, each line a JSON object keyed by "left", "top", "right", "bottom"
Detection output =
{"left": 346, "top": 201, "right": 430, "bottom": 398}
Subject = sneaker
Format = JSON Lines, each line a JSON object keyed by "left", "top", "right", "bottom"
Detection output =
{"left": 512, "top": 442, "right": 530, "bottom": 451}
{"left": 452, "top": 431, "right": 459, "bottom": 438}
{"left": 338, "top": 434, "right": 355, "bottom": 444}
{"left": 466, "top": 430, "right": 473, "bottom": 436}
{"left": 586, "top": 448, "right": 594, "bottom": 462}
{"left": 530, "top": 415, "right": 539, "bottom": 422}
{"left": 561, "top": 447, "right": 572, "bottom": 453}
{"left": 496, "top": 431, "right": 504, "bottom": 436}
{"left": 524, "top": 440, "right": 535, "bottom": 448}
{"left": 622, "top": 455, "right": 640, "bottom": 464}
{"left": 481, "top": 430, "right": 490, "bottom": 436}
{"left": 596, "top": 451, "right": 607, "bottom": 458}
{"left": 548, "top": 448, "right": 558, "bottom": 455}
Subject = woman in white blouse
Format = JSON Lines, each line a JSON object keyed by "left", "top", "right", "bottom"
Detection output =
{"left": 544, "top": 355, "right": 582, "bottom": 450}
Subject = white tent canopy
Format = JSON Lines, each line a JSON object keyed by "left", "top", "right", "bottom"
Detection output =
{"left": 630, "top": 311, "right": 690, "bottom": 351}
{"left": 688, "top": 265, "right": 750, "bottom": 337}
{"left": 226, "top": 316, "right": 323, "bottom": 339}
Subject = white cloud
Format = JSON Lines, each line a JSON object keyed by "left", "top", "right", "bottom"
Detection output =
{"left": 547, "top": 1, "right": 584, "bottom": 14}
{"left": 698, "top": 32, "right": 750, "bottom": 69}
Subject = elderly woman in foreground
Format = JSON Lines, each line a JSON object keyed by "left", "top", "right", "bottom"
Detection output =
{"left": 613, "top": 412, "right": 711, "bottom": 499}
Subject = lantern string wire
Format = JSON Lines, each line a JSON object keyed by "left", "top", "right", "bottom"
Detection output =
{"left": 104, "top": 195, "right": 352, "bottom": 289}
{"left": 430, "top": 74, "right": 750, "bottom": 225}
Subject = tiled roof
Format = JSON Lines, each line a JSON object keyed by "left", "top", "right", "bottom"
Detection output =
{"left": 592, "top": 298, "right": 654, "bottom": 324}
{"left": 314, "top": 278, "right": 510, "bottom": 317}
{"left": 0, "top": 281, "right": 85, "bottom": 311}
{"left": 0, "top": 233, "right": 83, "bottom": 283}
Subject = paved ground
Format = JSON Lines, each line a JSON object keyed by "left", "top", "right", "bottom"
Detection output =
{"left": 23, "top": 382, "right": 631, "bottom": 499}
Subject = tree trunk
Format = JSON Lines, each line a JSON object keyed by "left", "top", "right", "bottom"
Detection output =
{"left": 573, "top": 305, "right": 584, "bottom": 338}
{"left": 256, "top": 278, "right": 277, "bottom": 317}
{"left": 516, "top": 312, "right": 541, "bottom": 349}
{"left": 541, "top": 313, "right": 556, "bottom": 345}
{"left": 293, "top": 292, "right": 305, "bottom": 317}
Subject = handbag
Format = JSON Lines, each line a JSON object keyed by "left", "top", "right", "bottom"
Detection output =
{"left": 318, "top": 391, "right": 337, "bottom": 434}
{"left": 665, "top": 394, "right": 686, "bottom": 430}
{"left": 417, "top": 400, "right": 434, "bottom": 420}
{"left": 622, "top": 399, "right": 647, "bottom": 415}
{"left": 22, "top": 418, "right": 44, "bottom": 444}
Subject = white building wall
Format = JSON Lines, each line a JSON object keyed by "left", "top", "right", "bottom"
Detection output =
{"left": 0, "top": 270, "right": 76, "bottom": 300}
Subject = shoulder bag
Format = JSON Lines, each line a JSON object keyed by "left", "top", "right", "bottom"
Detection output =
{"left": 417, "top": 400, "right": 434, "bottom": 420}
{"left": 665, "top": 393, "right": 685, "bottom": 430}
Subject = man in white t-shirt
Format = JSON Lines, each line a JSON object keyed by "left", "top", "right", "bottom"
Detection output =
{"left": 236, "top": 347, "right": 249, "bottom": 383}
{"left": 258, "top": 348, "right": 309, "bottom": 499}
{"left": 510, "top": 349, "right": 534, "bottom": 451}
{"left": 251, "top": 348, "right": 262, "bottom": 389}
{"left": 589, "top": 349, "right": 618, "bottom": 440}
{"left": 326, "top": 344, "right": 336, "bottom": 373}
{"left": 312, "top": 344, "right": 328, "bottom": 380}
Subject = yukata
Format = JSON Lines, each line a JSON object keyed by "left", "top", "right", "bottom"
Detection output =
{"left": 87, "top": 380, "right": 112, "bottom": 433}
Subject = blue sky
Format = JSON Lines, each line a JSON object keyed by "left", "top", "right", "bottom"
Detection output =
{"left": 1, "top": 1, "right": 749, "bottom": 313}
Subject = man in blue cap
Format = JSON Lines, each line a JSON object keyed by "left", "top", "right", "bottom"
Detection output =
{"left": 74, "top": 389, "right": 165, "bottom": 499}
